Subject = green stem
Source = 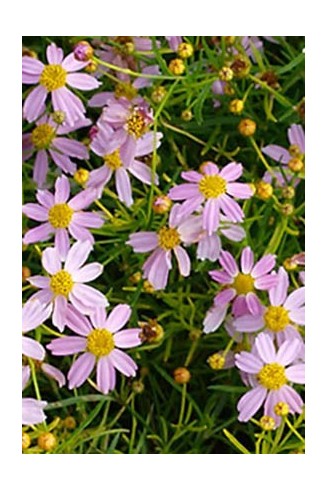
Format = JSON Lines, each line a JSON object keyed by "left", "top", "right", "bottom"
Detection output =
{"left": 264, "top": 217, "right": 288, "bottom": 255}
{"left": 177, "top": 384, "right": 187, "bottom": 428}
{"left": 249, "top": 137, "right": 276, "bottom": 178}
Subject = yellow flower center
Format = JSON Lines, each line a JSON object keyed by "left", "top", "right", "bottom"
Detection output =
{"left": 103, "top": 150, "right": 122, "bottom": 170}
{"left": 288, "top": 144, "right": 302, "bottom": 158}
{"left": 126, "top": 109, "right": 149, "bottom": 139}
{"left": 264, "top": 306, "right": 290, "bottom": 333}
{"left": 48, "top": 203, "right": 74, "bottom": 229}
{"left": 31, "top": 123, "right": 56, "bottom": 150}
{"left": 39, "top": 64, "right": 67, "bottom": 92}
{"left": 50, "top": 270, "right": 74, "bottom": 297}
{"left": 86, "top": 328, "right": 115, "bottom": 357}
{"left": 257, "top": 363, "right": 287, "bottom": 390}
{"left": 232, "top": 273, "right": 254, "bottom": 295}
{"left": 158, "top": 227, "right": 181, "bottom": 251}
{"left": 198, "top": 175, "right": 227, "bottom": 199}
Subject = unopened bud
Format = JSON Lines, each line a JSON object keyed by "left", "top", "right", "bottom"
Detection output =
{"left": 143, "top": 280, "right": 155, "bottom": 293}
{"left": 22, "top": 47, "right": 38, "bottom": 59}
{"left": 138, "top": 319, "right": 164, "bottom": 343}
{"left": 129, "top": 271, "right": 142, "bottom": 284}
{"left": 281, "top": 203, "right": 294, "bottom": 216}
{"left": 229, "top": 99, "right": 244, "bottom": 114}
{"left": 181, "top": 109, "right": 193, "bottom": 121}
{"left": 22, "top": 432, "right": 31, "bottom": 450}
{"left": 207, "top": 353, "right": 226, "bottom": 370}
{"left": 283, "top": 258, "right": 298, "bottom": 271}
{"left": 151, "top": 86, "right": 167, "bottom": 104}
{"left": 173, "top": 367, "right": 191, "bottom": 384}
{"left": 189, "top": 329, "right": 202, "bottom": 341}
{"left": 37, "top": 432, "right": 57, "bottom": 451}
{"left": 218, "top": 66, "right": 234, "bottom": 82}
{"left": 230, "top": 54, "right": 251, "bottom": 78}
{"left": 282, "top": 186, "right": 295, "bottom": 199}
{"left": 274, "top": 401, "right": 289, "bottom": 417}
{"left": 152, "top": 195, "right": 172, "bottom": 214}
{"left": 256, "top": 181, "right": 273, "bottom": 200}
{"left": 168, "top": 58, "right": 185, "bottom": 75}
{"left": 74, "top": 168, "right": 89, "bottom": 186}
{"left": 132, "top": 379, "right": 145, "bottom": 394}
{"left": 85, "top": 60, "right": 98, "bottom": 73}
{"left": 177, "top": 42, "right": 194, "bottom": 59}
{"left": 63, "top": 416, "right": 76, "bottom": 430}
{"left": 238, "top": 118, "right": 256, "bottom": 137}
{"left": 51, "top": 111, "right": 66, "bottom": 125}
{"left": 288, "top": 145, "right": 302, "bottom": 158}
{"left": 74, "top": 41, "right": 94, "bottom": 61}
{"left": 288, "top": 158, "right": 304, "bottom": 173}
{"left": 260, "top": 415, "right": 276, "bottom": 431}
{"left": 22, "top": 266, "right": 31, "bottom": 283}
{"left": 224, "top": 36, "right": 236, "bottom": 45}
{"left": 260, "top": 70, "right": 279, "bottom": 89}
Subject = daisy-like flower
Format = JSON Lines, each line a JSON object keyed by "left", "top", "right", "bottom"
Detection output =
{"left": 168, "top": 162, "right": 253, "bottom": 235}
{"left": 98, "top": 98, "right": 154, "bottom": 167}
{"left": 262, "top": 124, "right": 305, "bottom": 167}
{"left": 23, "top": 114, "right": 91, "bottom": 187}
{"left": 234, "top": 267, "right": 305, "bottom": 346}
{"left": 87, "top": 123, "right": 161, "bottom": 206}
{"left": 127, "top": 205, "right": 202, "bottom": 290}
{"left": 22, "top": 43, "right": 101, "bottom": 125}
{"left": 27, "top": 241, "right": 108, "bottom": 331}
{"left": 23, "top": 175, "right": 103, "bottom": 259}
{"left": 235, "top": 332, "right": 304, "bottom": 425}
{"left": 47, "top": 304, "right": 142, "bottom": 394}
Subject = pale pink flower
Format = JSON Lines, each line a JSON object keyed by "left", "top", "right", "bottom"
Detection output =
{"left": 168, "top": 162, "right": 253, "bottom": 235}
{"left": 27, "top": 241, "right": 108, "bottom": 331}
{"left": 22, "top": 398, "right": 47, "bottom": 426}
{"left": 47, "top": 304, "right": 142, "bottom": 394}
{"left": 22, "top": 43, "right": 101, "bottom": 125}
{"left": 23, "top": 175, "right": 103, "bottom": 259}
{"left": 235, "top": 332, "right": 304, "bottom": 426}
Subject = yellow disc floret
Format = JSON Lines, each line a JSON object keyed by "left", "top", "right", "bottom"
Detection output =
{"left": 232, "top": 273, "right": 254, "bottom": 295}
{"left": 31, "top": 123, "right": 56, "bottom": 150}
{"left": 257, "top": 363, "right": 287, "bottom": 390}
{"left": 198, "top": 174, "right": 227, "bottom": 199}
{"left": 48, "top": 203, "right": 73, "bottom": 229}
{"left": 86, "top": 328, "right": 115, "bottom": 357}
{"left": 127, "top": 109, "right": 149, "bottom": 138}
{"left": 158, "top": 227, "right": 181, "bottom": 251}
{"left": 39, "top": 64, "right": 67, "bottom": 92}
{"left": 264, "top": 305, "right": 290, "bottom": 333}
{"left": 50, "top": 270, "right": 74, "bottom": 297}
{"left": 104, "top": 150, "right": 123, "bottom": 170}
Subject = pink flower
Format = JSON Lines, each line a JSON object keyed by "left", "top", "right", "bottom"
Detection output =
{"left": 235, "top": 332, "right": 304, "bottom": 425}
{"left": 127, "top": 205, "right": 202, "bottom": 290}
{"left": 87, "top": 123, "right": 161, "bottom": 206}
{"left": 23, "top": 114, "right": 91, "bottom": 187}
{"left": 22, "top": 43, "right": 101, "bottom": 125}
{"left": 47, "top": 304, "right": 142, "bottom": 394}
{"left": 168, "top": 162, "right": 253, "bottom": 235}
{"left": 262, "top": 124, "right": 305, "bottom": 164}
{"left": 27, "top": 241, "right": 108, "bottom": 331}
{"left": 233, "top": 267, "right": 305, "bottom": 347}
{"left": 22, "top": 175, "right": 104, "bottom": 259}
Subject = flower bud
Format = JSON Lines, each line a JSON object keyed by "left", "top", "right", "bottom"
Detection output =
{"left": 74, "top": 41, "right": 94, "bottom": 61}
{"left": 63, "top": 416, "right": 76, "bottom": 430}
{"left": 74, "top": 168, "right": 89, "bottom": 186}
{"left": 88, "top": 125, "right": 99, "bottom": 140}
{"left": 218, "top": 66, "right": 234, "bottom": 82}
{"left": 260, "top": 70, "right": 279, "bottom": 89}
{"left": 177, "top": 42, "right": 194, "bottom": 59}
{"left": 173, "top": 367, "right": 191, "bottom": 384}
{"left": 296, "top": 98, "right": 305, "bottom": 120}
{"left": 181, "top": 109, "right": 193, "bottom": 121}
{"left": 223, "top": 84, "right": 235, "bottom": 95}
{"left": 274, "top": 401, "right": 289, "bottom": 417}
{"left": 22, "top": 432, "right": 31, "bottom": 450}
{"left": 37, "top": 432, "right": 57, "bottom": 451}
{"left": 281, "top": 186, "right": 295, "bottom": 199}
{"left": 256, "top": 181, "right": 273, "bottom": 200}
{"left": 143, "top": 280, "right": 155, "bottom": 293}
{"left": 207, "top": 353, "right": 226, "bottom": 370}
{"left": 189, "top": 329, "right": 202, "bottom": 341}
{"left": 224, "top": 36, "right": 236, "bottom": 45}
{"left": 259, "top": 415, "right": 276, "bottom": 431}
{"left": 51, "top": 111, "right": 66, "bottom": 125}
{"left": 138, "top": 319, "right": 164, "bottom": 343}
{"left": 151, "top": 86, "right": 167, "bottom": 103}
{"left": 283, "top": 258, "right": 298, "bottom": 271}
{"left": 132, "top": 379, "right": 145, "bottom": 394}
{"left": 229, "top": 99, "right": 244, "bottom": 114}
{"left": 85, "top": 60, "right": 98, "bottom": 73}
{"left": 288, "top": 158, "right": 304, "bottom": 173}
{"left": 129, "top": 271, "right": 142, "bottom": 284}
{"left": 152, "top": 195, "right": 172, "bottom": 214}
{"left": 288, "top": 145, "right": 302, "bottom": 158}
{"left": 281, "top": 203, "right": 294, "bottom": 216}
{"left": 22, "top": 47, "right": 38, "bottom": 59}
{"left": 168, "top": 58, "right": 185, "bottom": 75}
{"left": 22, "top": 266, "right": 31, "bottom": 283}
{"left": 230, "top": 54, "right": 251, "bottom": 78}
{"left": 238, "top": 118, "right": 256, "bottom": 136}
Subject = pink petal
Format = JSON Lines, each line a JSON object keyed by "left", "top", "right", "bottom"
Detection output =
{"left": 129, "top": 159, "right": 159, "bottom": 185}
{"left": 33, "top": 150, "right": 49, "bottom": 187}
{"left": 173, "top": 246, "right": 190, "bottom": 277}
{"left": 114, "top": 329, "right": 142, "bottom": 348}
{"left": 255, "top": 333, "right": 276, "bottom": 363}
{"left": 53, "top": 137, "right": 88, "bottom": 159}
{"left": 251, "top": 254, "right": 276, "bottom": 279}
{"left": 49, "top": 149, "right": 76, "bottom": 174}
{"left": 22, "top": 56, "right": 44, "bottom": 75}
{"left": 202, "top": 162, "right": 219, "bottom": 175}
{"left": 203, "top": 198, "right": 220, "bottom": 235}
{"left": 64, "top": 240, "right": 92, "bottom": 272}
{"left": 209, "top": 269, "right": 233, "bottom": 284}
{"left": 203, "top": 304, "right": 228, "bottom": 334}
{"left": 22, "top": 203, "right": 48, "bottom": 222}
{"left": 180, "top": 170, "right": 202, "bottom": 183}
{"left": 278, "top": 385, "right": 304, "bottom": 414}
{"left": 27, "top": 275, "right": 50, "bottom": 289}
{"left": 22, "top": 337, "right": 45, "bottom": 361}
{"left": 126, "top": 232, "right": 158, "bottom": 253}
{"left": 254, "top": 274, "right": 278, "bottom": 290}
{"left": 219, "top": 194, "right": 244, "bottom": 222}
{"left": 235, "top": 351, "right": 263, "bottom": 373}
{"left": 71, "top": 212, "right": 104, "bottom": 229}
{"left": 53, "top": 295, "right": 68, "bottom": 331}
{"left": 115, "top": 167, "right": 133, "bottom": 207}
{"left": 66, "top": 73, "right": 101, "bottom": 90}
{"left": 269, "top": 267, "right": 289, "bottom": 306}
{"left": 196, "top": 233, "right": 221, "bottom": 262}
{"left": 54, "top": 175, "right": 70, "bottom": 203}
{"left": 135, "top": 131, "right": 163, "bottom": 157}
{"left": 23, "top": 223, "right": 54, "bottom": 244}
{"left": 52, "top": 87, "right": 86, "bottom": 126}
{"left": 219, "top": 250, "right": 239, "bottom": 277}
{"left": 227, "top": 182, "right": 253, "bottom": 199}
{"left": 68, "top": 188, "right": 98, "bottom": 211}
{"left": 71, "top": 284, "right": 108, "bottom": 313}
{"left": 146, "top": 249, "right": 171, "bottom": 290}
{"left": 36, "top": 189, "right": 55, "bottom": 209}
{"left": 55, "top": 229, "right": 70, "bottom": 261}
{"left": 46, "top": 43, "right": 64, "bottom": 64}
{"left": 262, "top": 144, "right": 290, "bottom": 164}
{"left": 276, "top": 339, "right": 302, "bottom": 366}
{"left": 66, "top": 305, "right": 93, "bottom": 336}
{"left": 234, "top": 314, "right": 264, "bottom": 332}
{"left": 97, "top": 356, "right": 116, "bottom": 394}
{"left": 22, "top": 398, "right": 47, "bottom": 425}
{"left": 245, "top": 292, "right": 263, "bottom": 315}
{"left": 68, "top": 352, "right": 95, "bottom": 389}
{"left": 284, "top": 287, "right": 305, "bottom": 311}
{"left": 288, "top": 124, "right": 305, "bottom": 153}
{"left": 72, "top": 263, "right": 103, "bottom": 283}
{"left": 41, "top": 363, "right": 66, "bottom": 387}
{"left": 289, "top": 307, "right": 305, "bottom": 325}
{"left": 22, "top": 300, "right": 52, "bottom": 332}
{"left": 62, "top": 52, "right": 88, "bottom": 72}
{"left": 109, "top": 349, "right": 138, "bottom": 377}
{"left": 241, "top": 247, "right": 254, "bottom": 274}
{"left": 219, "top": 162, "right": 243, "bottom": 181}
{"left": 168, "top": 183, "right": 200, "bottom": 200}
{"left": 42, "top": 247, "right": 61, "bottom": 274}
{"left": 105, "top": 304, "right": 132, "bottom": 333}
{"left": 23, "top": 85, "right": 47, "bottom": 123}
{"left": 237, "top": 386, "right": 267, "bottom": 422}
{"left": 214, "top": 288, "right": 236, "bottom": 307}
{"left": 68, "top": 223, "right": 94, "bottom": 243}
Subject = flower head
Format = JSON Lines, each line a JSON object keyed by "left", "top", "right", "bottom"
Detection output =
{"left": 47, "top": 304, "right": 142, "bottom": 394}
{"left": 22, "top": 43, "right": 101, "bottom": 125}
{"left": 23, "top": 175, "right": 103, "bottom": 259}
